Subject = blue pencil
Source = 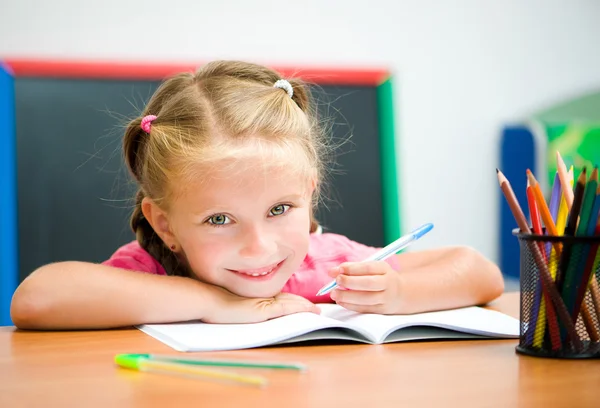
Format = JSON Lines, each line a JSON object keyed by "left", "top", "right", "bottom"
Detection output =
{"left": 315, "top": 223, "right": 434, "bottom": 296}
{"left": 546, "top": 172, "right": 562, "bottom": 255}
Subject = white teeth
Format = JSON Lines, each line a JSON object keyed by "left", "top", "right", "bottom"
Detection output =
{"left": 249, "top": 270, "right": 272, "bottom": 277}
{"left": 234, "top": 264, "right": 279, "bottom": 277}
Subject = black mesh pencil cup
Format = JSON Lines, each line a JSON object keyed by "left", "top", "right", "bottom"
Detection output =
{"left": 514, "top": 229, "right": 600, "bottom": 358}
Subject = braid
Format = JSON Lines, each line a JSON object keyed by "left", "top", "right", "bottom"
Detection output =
{"left": 309, "top": 216, "right": 320, "bottom": 233}
{"left": 130, "top": 190, "right": 189, "bottom": 277}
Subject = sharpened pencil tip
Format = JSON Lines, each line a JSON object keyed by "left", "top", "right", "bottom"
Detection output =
{"left": 496, "top": 168, "right": 507, "bottom": 185}
{"left": 525, "top": 169, "right": 538, "bottom": 186}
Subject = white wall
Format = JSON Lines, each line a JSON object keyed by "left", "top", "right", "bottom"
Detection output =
{"left": 2, "top": 0, "right": 600, "bottom": 265}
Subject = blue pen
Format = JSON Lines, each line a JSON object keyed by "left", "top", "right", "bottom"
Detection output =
{"left": 315, "top": 223, "right": 434, "bottom": 296}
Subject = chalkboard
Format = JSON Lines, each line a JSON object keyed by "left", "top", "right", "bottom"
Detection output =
{"left": 15, "top": 77, "right": 386, "bottom": 281}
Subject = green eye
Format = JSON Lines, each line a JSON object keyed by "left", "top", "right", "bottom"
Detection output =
{"left": 270, "top": 204, "right": 290, "bottom": 216}
{"left": 208, "top": 214, "right": 229, "bottom": 225}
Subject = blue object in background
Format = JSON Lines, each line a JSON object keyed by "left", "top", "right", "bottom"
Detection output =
{"left": 0, "top": 63, "right": 17, "bottom": 326}
{"left": 499, "top": 125, "right": 536, "bottom": 279}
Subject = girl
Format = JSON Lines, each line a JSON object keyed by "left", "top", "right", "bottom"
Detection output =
{"left": 10, "top": 61, "right": 504, "bottom": 330}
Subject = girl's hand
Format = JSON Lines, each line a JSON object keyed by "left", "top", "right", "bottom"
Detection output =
{"left": 328, "top": 261, "right": 403, "bottom": 314}
{"left": 202, "top": 285, "right": 320, "bottom": 324}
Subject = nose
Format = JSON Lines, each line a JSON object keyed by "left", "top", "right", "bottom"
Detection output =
{"left": 238, "top": 223, "right": 276, "bottom": 259}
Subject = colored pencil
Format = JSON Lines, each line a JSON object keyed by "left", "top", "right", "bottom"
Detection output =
{"left": 556, "top": 151, "right": 574, "bottom": 209}
{"left": 526, "top": 179, "right": 546, "bottom": 251}
{"left": 526, "top": 178, "right": 545, "bottom": 347}
{"left": 527, "top": 177, "right": 551, "bottom": 347}
{"left": 572, "top": 184, "right": 600, "bottom": 339}
{"left": 569, "top": 166, "right": 574, "bottom": 184}
{"left": 526, "top": 170, "right": 562, "bottom": 254}
{"left": 562, "top": 168, "right": 597, "bottom": 321}
{"left": 546, "top": 172, "right": 562, "bottom": 255}
{"left": 555, "top": 174, "right": 572, "bottom": 237}
{"left": 548, "top": 172, "right": 562, "bottom": 223}
{"left": 527, "top": 169, "right": 571, "bottom": 348}
{"left": 554, "top": 168, "right": 572, "bottom": 283}
{"left": 497, "top": 169, "right": 567, "bottom": 350}
{"left": 548, "top": 166, "right": 572, "bottom": 344}
{"left": 556, "top": 167, "right": 588, "bottom": 291}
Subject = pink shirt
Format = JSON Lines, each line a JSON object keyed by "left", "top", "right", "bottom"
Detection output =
{"left": 102, "top": 233, "right": 400, "bottom": 303}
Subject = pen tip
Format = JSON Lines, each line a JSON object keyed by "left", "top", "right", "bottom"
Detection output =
{"left": 496, "top": 168, "right": 499, "bottom": 174}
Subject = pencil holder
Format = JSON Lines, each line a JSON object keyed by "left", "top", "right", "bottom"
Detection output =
{"left": 514, "top": 229, "right": 600, "bottom": 359}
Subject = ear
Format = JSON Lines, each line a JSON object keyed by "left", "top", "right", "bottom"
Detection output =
{"left": 308, "top": 176, "right": 317, "bottom": 197}
{"left": 141, "top": 197, "right": 178, "bottom": 250}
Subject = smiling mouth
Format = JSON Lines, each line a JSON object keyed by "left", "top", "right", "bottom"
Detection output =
{"left": 227, "top": 260, "right": 285, "bottom": 279}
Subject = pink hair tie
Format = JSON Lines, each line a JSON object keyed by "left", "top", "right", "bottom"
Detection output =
{"left": 140, "top": 115, "right": 157, "bottom": 133}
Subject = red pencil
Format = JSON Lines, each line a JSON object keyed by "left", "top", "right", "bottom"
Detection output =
{"left": 526, "top": 179, "right": 547, "bottom": 259}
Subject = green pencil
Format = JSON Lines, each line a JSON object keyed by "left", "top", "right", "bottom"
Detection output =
{"left": 561, "top": 167, "right": 597, "bottom": 318}
{"left": 117, "top": 354, "right": 307, "bottom": 371}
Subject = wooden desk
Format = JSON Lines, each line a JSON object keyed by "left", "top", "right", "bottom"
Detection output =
{"left": 0, "top": 293, "right": 598, "bottom": 407}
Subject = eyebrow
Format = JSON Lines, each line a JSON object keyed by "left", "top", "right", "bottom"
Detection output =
{"left": 276, "top": 194, "right": 305, "bottom": 202}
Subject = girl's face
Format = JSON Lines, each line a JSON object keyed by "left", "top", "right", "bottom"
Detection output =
{"left": 164, "top": 157, "right": 314, "bottom": 298}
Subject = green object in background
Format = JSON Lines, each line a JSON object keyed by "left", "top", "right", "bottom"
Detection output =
{"left": 533, "top": 89, "right": 600, "bottom": 181}
{"left": 545, "top": 123, "right": 600, "bottom": 183}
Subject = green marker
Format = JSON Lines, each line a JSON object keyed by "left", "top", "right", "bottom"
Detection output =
{"left": 116, "top": 353, "right": 307, "bottom": 371}
{"left": 115, "top": 354, "right": 268, "bottom": 386}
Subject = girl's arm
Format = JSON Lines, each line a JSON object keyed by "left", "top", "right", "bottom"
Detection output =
{"left": 393, "top": 246, "right": 505, "bottom": 314}
{"left": 11, "top": 262, "right": 318, "bottom": 330}
{"left": 330, "top": 246, "right": 505, "bottom": 314}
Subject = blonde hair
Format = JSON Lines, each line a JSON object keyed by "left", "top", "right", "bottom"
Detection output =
{"left": 123, "top": 60, "right": 330, "bottom": 276}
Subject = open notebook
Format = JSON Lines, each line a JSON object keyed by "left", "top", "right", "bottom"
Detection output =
{"left": 137, "top": 304, "right": 520, "bottom": 352}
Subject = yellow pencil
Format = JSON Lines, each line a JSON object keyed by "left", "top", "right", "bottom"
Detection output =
{"left": 568, "top": 165, "right": 574, "bottom": 183}
{"left": 115, "top": 354, "right": 268, "bottom": 387}
{"left": 556, "top": 169, "right": 573, "bottom": 236}
{"left": 529, "top": 168, "right": 569, "bottom": 348}
{"left": 554, "top": 165, "right": 574, "bottom": 270}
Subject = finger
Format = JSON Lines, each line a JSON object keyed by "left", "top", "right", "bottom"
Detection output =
{"left": 330, "top": 288, "right": 384, "bottom": 306}
{"left": 327, "top": 266, "right": 343, "bottom": 278}
{"left": 275, "top": 292, "right": 323, "bottom": 307}
{"left": 336, "top": 274, "right": 387, "bottom": 291}
{"left": 339, "top": 261, "right": 388, "bottom": 276}
{"left": 264, "top": 297, "right": 320, "bottom": 319}
{"left": 336, "top": 301, "right": 385, "bottom": 314}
